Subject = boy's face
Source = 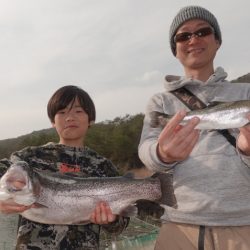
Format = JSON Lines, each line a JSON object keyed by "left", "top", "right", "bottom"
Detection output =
{"left": 52, "top": 98, "right": 89, "bottom": 147}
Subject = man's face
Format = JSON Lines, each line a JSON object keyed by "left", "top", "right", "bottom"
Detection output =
{"left": 175, "top": 19, "right": 220, "bottom": 71}
{"left": 52, "top": 98, "right": 89, "bottom": 147}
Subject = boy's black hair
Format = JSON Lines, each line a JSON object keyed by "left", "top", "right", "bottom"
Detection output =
{"left": 47, "top": 85, "right": 96, "bottom": 123}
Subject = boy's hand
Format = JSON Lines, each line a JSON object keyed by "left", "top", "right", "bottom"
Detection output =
{"left": 0, "top": 200, "right": 33, "bottom": 214}
{"left": 90, "top": 202, "right": 117, "bottom": 225}
{"left": 0, "top": 180, "right": 35, "bottom": 214}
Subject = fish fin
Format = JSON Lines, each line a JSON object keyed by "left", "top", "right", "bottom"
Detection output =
{"left": 136, "top": 200, "right": 165, "bottom": 219}
{"left": 245, "top": 121, "right": 250, "bottom": 127}
{"left": 14, "top": 194, "right": 36, "bottom": 206}
{"left": 71, "top": 220, "right": 89, "bottom": 225}
{"left": 150, "top": 111, "right": 168, "bottom": 128}
{"left": 33, "top": 202, "right": 48, "bottom": 208}
{"left": 123, "top": 172, "right": 135, "bottom": 179}
{"left": 119, "top": 205, "right": 138, "bottom": 217}
{"left": 151, "top": 172, "right": 177, "bottom": 208}
{"left": 0, "top": 191, "right": 11, "bottom": 201}
{"left": 207, "top": 101, "right": 223, "bottom": 107}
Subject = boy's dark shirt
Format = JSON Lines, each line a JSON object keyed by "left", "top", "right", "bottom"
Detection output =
{"left": 0, "top": 142, "right": 129, "bottom": 250}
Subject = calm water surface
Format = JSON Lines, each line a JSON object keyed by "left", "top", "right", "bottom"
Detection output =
{"left": 0, "top": 214, "right": 18, "bottom": 250}
{"left": 100, "top": 217, "right": 159, "bottom": 250}
{"left": 0, "top": 215, "right": 158, "bottom": 250}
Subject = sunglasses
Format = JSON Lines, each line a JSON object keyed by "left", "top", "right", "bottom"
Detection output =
{"left": 174, "top": 27, "right": 214, "bottom": 43}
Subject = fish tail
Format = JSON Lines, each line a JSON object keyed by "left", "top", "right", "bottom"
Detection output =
{"left": 136, "top": 199, "right": 164, "bottom": 219}
{"left": 152, "top": 172, "right": 177, "bottom": 208}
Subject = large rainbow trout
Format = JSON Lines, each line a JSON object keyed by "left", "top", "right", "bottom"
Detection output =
{"left": 0, "top": 161, "right": 176, "bottom": 224}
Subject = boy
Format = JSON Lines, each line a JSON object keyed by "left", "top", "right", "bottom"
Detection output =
{"left": 0, "top": 85, "right": 129, "bottom": 250}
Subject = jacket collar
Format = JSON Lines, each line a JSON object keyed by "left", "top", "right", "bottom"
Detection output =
{"left": 164, "top": 67, "right": 228, "bottom": 91}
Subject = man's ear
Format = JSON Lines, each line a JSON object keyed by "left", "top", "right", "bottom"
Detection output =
{"left": 216, "top": 40, "right": 221, "bottom": 50}
{"left": 175, "top": 51, "right": 179, "bottom": 59}
{"left": 51, "top": 122, "right": 56, "bottom": 128}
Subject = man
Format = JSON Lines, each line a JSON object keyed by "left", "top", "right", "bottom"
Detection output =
{"left": 139, "top": 5, "right": 250, "bottom": 250}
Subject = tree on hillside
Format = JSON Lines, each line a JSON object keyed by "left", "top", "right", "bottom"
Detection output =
{"left": 0, "top": 114, "right": 145, "bottom": 174}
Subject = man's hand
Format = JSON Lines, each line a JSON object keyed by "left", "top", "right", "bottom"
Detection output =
{"left": 238, "top": 114, "right": 250, "bottom": 155}
{"left": 157, "top": 110, "right": 200, "bottom": 163}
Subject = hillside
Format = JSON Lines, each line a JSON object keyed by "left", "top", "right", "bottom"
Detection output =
{"left": 0, "top": 114, "right": 145, "bottom": 174}
{"left": 0, "top": 128, "right": 58, "bottom": 160}
{"left": 231, "top": 73, "right": 250, "bottom": 83}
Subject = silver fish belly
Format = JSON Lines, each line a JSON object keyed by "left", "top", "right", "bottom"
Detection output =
{"left": 150, "top": 100, "right": 250, "bottom": 130}
{"left": 0, "top": 162, "right": 176, "bottom": 225}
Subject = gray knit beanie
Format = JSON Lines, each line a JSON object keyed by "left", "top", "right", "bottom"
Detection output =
{"left": 169, "top": 5, "right": 222, "bottom": 56}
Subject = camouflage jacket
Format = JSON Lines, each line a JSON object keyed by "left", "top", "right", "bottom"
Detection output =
{"left": 0, "top": 142, "right": 129, "bottom": 250}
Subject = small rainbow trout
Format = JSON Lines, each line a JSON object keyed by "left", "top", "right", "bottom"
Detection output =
{"left": 150, "top": 100, "right": 250, "bottom": 130}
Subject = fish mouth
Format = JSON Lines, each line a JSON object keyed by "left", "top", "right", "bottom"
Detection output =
{"left": 5, "top": 178, "right": 26, "bottom": 192}
{"left": 4, "top": 168, "right": 27, "bottom": 192}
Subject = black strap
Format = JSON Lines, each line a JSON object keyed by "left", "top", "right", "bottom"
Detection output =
{"left": 171, "top": 87, "right": 206, "bottom": 110}
{"left": 198, "top": 225, "right": 205, "bottom": 250}
{"left": 217, "top": 130, "right": 236, "bottom": 148}
{"left": 171, "top": 87, "right": 236, "bottom": 148}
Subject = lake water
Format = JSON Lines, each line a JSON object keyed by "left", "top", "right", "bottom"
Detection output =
{"left": 0, "top": 215, "right": 158, "bottom": 250}
{"left": 100, "top": 217, "right": 159, "bottom": 250}
{"left": 0, "top": 214, "right": 19, "bottom": 250}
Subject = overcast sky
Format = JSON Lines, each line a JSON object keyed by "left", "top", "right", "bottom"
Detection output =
{"left": 0, "top": 0, "right": 250, "bottom": 140}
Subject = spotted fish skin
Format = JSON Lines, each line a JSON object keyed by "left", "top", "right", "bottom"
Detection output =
{"left": 0, "top": 161, "right": 176, "bottom": 225}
